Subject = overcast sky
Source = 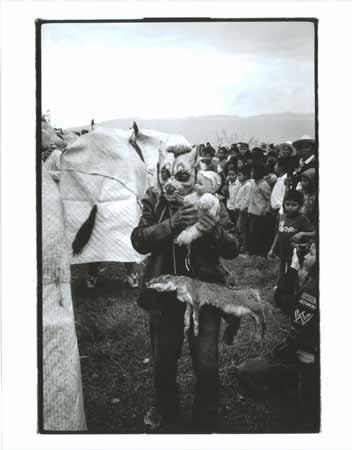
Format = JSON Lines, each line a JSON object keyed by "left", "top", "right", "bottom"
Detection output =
{"left": 42, "top": 21, "right": 315, "bottom": 128}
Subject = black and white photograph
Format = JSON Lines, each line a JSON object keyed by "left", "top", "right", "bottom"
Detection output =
{"left": 39, "top": 19, "right": 319, "bottom": 434}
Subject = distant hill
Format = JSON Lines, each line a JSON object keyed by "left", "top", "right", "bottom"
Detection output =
{"left": 71, "top": 113, "right": 315, "bottom": 145}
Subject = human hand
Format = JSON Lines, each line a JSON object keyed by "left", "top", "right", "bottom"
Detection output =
{"left": 290, "top": 247, "right": 300, "bottom": 271}
{"left": 197, "top": 214, "right": 219, "bottom": 233}
{"left": 170, "top": 204, "right": 199, "bottom": 230}
{"left": 290, "top": 232, "right": 305, "bottom": 243}
{"left": 267, "top": 249, "right": 276, "bottom": 260}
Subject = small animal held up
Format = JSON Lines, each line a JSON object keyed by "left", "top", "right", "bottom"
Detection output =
{"left": 146, "top": 275, "right": 274, "bottom": 343}
{"left": 175, "top": 171, "right": 222, "bottom": 246}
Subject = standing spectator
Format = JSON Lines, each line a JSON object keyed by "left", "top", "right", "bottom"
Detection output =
{"left": 267, "top": 190, "right": 315, "bottom": 282}
{"left": 279, "top": 142, "right": 299, "bottom": 176}
{"left": 215, "top": 145, "right": 229, "bottom": 187}
{"left": 227, "top": 143, "right": 239, "bottom": 165}
{"left": 266, "top": 151, "right": 278, "bottom": 176}
{"left": 226, "top": 166, "right": 241, "bottom": 226}
{"left": 251, "top": 146, "right": 265, "bottom": 164}
{"left": 199, "top": 142, "right": 218, "bottom": 172}
{"left": 248, "top": 163, "right": 272, "bottom": 256}
{"left": 238, "top": 142, "right": 252, "bottom": 166}
{"left": 291, "top": 136, "right": 316, "bottom": 189}
{"left": 271, "top": 157, "right": 290, "bottom": 214}
{"left": 300, "top": 168, "right": 317, "bottom": 227}
{"left": 221, "top": 163, "right": 236, "bottom": 205}
{"left": 215, "top": 146, "right": 228, "bottom": 173}
{"left": 235, "top": 165, "right": 253, "bottom": 254}
{"left": 292, "top": 135, "right": 316, "bottom": 172}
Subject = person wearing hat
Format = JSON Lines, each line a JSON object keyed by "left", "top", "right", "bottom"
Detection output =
{"left": 131, "top": 141, "right": 239, "bottom": 431}
{"left": 292, "top": 135, "right": 316, "bottom": 174}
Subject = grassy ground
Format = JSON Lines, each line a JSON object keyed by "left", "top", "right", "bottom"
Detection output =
{"left": 71, "top": 255, "right": 303, "bottom": 434}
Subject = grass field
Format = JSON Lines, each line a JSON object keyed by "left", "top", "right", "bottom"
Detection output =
{"left": 71, "top": 255, "right": 303, "bottom": 434}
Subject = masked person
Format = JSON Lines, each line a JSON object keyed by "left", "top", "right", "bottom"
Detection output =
{"left": 131, "top": 136, "right": 239, "bottom": 431}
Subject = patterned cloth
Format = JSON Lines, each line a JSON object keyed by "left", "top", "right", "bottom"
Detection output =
{"left": 60, "top": 128, "right": 147, "bottom": 263}
{"left": 42, "top": 167, "right": 87, "bottom": 431}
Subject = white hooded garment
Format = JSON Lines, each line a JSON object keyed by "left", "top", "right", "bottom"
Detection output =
{"left": 60, "top": 128, "right": 147, "bottom": 263}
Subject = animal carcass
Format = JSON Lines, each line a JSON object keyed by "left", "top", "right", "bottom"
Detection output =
{"left": 146, "top": 275, "right": 274, "bottom": 344}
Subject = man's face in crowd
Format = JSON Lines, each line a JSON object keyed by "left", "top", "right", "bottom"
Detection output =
{"left": 301, "top": 175, "right": 312, "bottom": 191}
{"left": 239, "top": 144, "right": 248, "bottom": 156}
{"left": 298, "top": 143, "right": 314, "bottom": 160}
{"left": 281, "top": 145, "right": 292, "bottom": 158}
{"left": 217, "top": 148, "right": 226, "bottom": 160}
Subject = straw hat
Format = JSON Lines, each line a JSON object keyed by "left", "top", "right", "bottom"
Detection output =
{"left": 292, "top": 135, "right": 315, "bottom": 149}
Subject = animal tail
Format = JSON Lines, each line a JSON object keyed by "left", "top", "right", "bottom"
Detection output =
{"left": 72, "top": 205, "right": 98, "bottom": 255}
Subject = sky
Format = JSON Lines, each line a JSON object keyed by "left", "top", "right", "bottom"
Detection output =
{"left": 42, "top": 21, "right": 315, "bottom": 128}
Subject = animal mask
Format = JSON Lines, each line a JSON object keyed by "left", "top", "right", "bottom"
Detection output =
{"left": 158, "top": 135, "right": 198, "bottom": 202}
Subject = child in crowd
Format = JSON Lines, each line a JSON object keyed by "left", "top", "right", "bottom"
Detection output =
{"left": 267, "top": 189, "right": 315, "bottom": 281}
{"left": 199, "top": 143, "right": 218, "bottom": 172}
{"left": 225, "top": 165, "right": 241, "bottom": 225}
{"left": 271, "top": 157, "right": 290, "bottom": 215}
{"left": 234, "top": 165, "right": 253, "bottom": 254}
{"left": 248, "top": 163, "right": 272, "bottom": 256}
{"left": 300, "top": 168, "right": 317, "bottom": 227}
{"left": 215, "top": 146, "right": 228, "bottom": 174}
{"left": 215, "top": 146, "right": 229, "bottom": 188}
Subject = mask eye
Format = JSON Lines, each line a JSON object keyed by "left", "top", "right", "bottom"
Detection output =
{"left": 175, "top": 171, "right": 191, "bottom": 182}
{"left": 160, "top": 168, "right": 171, "bottom": 181}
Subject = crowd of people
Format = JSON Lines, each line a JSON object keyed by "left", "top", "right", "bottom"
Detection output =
{"left": 195, "top": 138, "right": 317, "bottom": 269}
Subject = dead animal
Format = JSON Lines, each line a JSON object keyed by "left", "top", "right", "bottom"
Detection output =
{"left": 145, "top": 275, "right": 274, "bottom": 345}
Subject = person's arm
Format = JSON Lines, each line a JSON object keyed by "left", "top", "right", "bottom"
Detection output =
{"left": 131, "top": 190, "right": 198, "bottom": 255}
{"left": 241, "top": 181, "right": 252, "bottom": 211}
{"left": 290, "top": 215, "right": 315, "bottom": 243}
{"left": 267, "top": 231, "right": 279, "bottom": 258}
{"left": 270, "top": 178, "right": 286, "bottom": 210}
{"left": 259, "top": 180, "right": 272, "bottom": 214}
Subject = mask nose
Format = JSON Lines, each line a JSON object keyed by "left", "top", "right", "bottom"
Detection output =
{"left": 165, "top": 184, "right": 176, "bottom": 195}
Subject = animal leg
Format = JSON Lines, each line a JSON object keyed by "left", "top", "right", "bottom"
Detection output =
{"left": 249, "top": 311, "right": 266, "bottom": 347}
{"left": 192, "top": 303, "right": 200, "bottom": 336}
{"left": 184, "top": 304, "right": 192, "bottom": 336}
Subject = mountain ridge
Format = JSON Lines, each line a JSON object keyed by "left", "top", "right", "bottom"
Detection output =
{"left": 70, "top": 113, "right": 315, "bottom": 145}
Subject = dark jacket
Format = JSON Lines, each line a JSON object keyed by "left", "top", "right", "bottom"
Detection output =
{"left": 131, "top": 188, "right": 239, "bottom": 284}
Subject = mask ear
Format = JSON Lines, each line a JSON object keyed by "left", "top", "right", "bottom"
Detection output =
{"left": 194, "top": 145, "right": 200, "bottom": 169}
{"left": 132, "top": 121, "right": 139, "bottom": 136}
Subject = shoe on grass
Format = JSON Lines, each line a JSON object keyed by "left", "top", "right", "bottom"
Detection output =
{"left": 144, "top": 406, "right": 163, "bottom": 430}
{"left": 126, "top": 272, "right": 139, "bottom": 288}
{"left": 86, "top": 276, "right": 97, "bottom": 288}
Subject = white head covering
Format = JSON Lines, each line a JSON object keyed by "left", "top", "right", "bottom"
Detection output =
{"left": 198, "top": 170, "right": 222, "bottom": 193}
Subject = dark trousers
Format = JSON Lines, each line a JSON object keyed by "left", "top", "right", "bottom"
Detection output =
{"left": 248, "top": 214, "right": 271, "bottom": 256}
{"left": 227, "top": 209, "right": 238, "bottom": 227}
{"left": 149, "top": 296, "right": 221, "bottom": 428}
{"left": 237, "top": 210, "right": 249, "bottom": 253}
